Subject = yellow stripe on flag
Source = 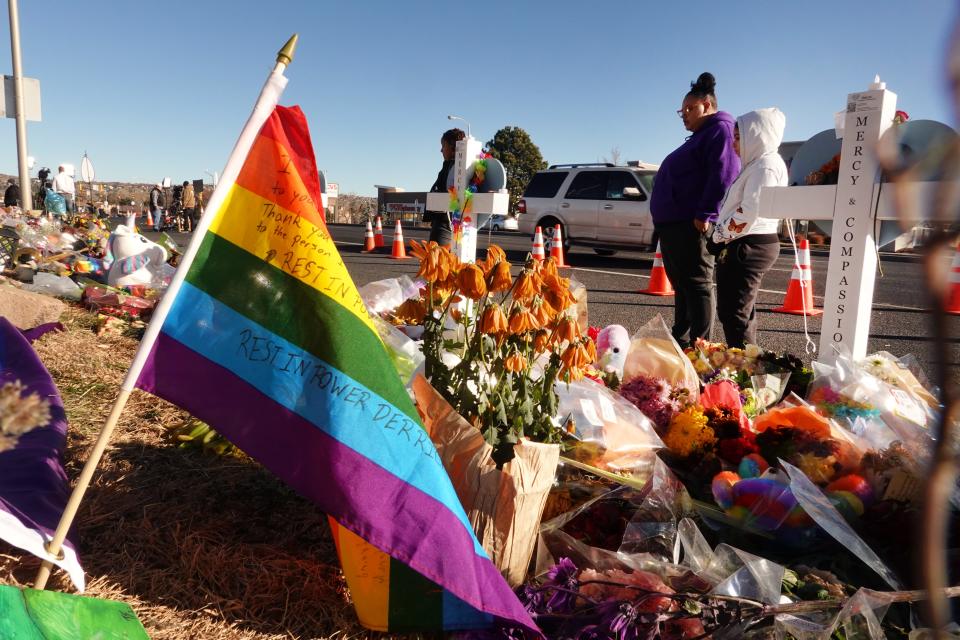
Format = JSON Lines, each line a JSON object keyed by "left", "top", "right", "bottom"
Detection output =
{"left": 329, "top": 518, "right": 391, "bottom": 631}
{"left": 209, "top": 184, "right": 374, "bottom": 330}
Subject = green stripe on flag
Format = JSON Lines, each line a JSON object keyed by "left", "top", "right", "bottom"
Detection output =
{"left": 387, "top": 558, "right": 444, "bottom": 631}
{"left": 184, "top": 231, "right": 419, "bottom": 423}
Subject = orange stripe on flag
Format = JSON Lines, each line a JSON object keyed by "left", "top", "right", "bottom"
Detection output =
{"left": 236, "top": 133, "right": 325, "bottom": 229}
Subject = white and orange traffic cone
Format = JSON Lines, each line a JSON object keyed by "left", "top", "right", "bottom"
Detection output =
{"left": 638, "top": 242, "right": 674, "bottom": 296}
{"left": 374, "top": 216, "right": 385, "bottom": 249}
{"left": 946, "top": 243, "right": 960, "bottom": 315}
{"left": 774, "top": 238, "right": 823, "bottom": 316}
{"left": 550, "top": 224, "right": 568, "bottom": 267}
{"left": 531, "top": 226, "right": 545, "bottom": 261}
{"left": 362, "top": 220, "right": 376, "bottom": 252}
{"left": 145, "top": 210, "right": 154, "bottom": 228}
{"left": 390, "top": 220, "right": 410, "bottom": 260}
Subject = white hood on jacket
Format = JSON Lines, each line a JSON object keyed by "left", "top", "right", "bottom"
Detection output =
{"left": 738, "top": 107, "right": 786, "bottom": 166}
{"left": 712, "top": 107, "right": 788, "bottom": 243}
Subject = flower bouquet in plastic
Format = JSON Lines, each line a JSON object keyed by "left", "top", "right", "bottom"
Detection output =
{"left": 399, "top": 243, "right": 598, "bottom": 584}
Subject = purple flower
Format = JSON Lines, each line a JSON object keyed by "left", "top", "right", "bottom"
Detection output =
{"left": 544, "top": 557, "right": 580, "bottom": 612}
{"left": 618, "top": 375, "right": 680, "bottom": 432}
{"left": 603, "top": 601, "right": 660, "bottom": 640}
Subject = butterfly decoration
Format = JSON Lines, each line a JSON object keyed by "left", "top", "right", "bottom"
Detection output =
{"left": 727, "top": 219, "right": 748, "bottom": 234}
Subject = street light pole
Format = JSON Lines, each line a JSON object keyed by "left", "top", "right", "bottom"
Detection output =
{"left": 8, "top": 0, "right": 31, "bottom": 210}
{"left": 447, "top": 114, "right": 471, "bottom": 138}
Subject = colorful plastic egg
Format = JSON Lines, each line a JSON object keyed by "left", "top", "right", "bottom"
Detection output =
{"left": 826, "top": 474, "right": 874, "bottom": 507}
{"left": 828, "top": 490, "right": 865, "bottom": 520}
{"left": 737, "top": 453, "right": 769, "bottom": 479}
{"left": 711, "top": 471, "right": 740, "bottom": 509}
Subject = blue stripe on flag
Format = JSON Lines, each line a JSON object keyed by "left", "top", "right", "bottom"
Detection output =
{"left": 159, "top": 282, "right": 485, "bottom": 556}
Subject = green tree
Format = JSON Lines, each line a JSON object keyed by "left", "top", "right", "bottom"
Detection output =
{"left": 485, "top": 126, "right": 548, "bottom": 215}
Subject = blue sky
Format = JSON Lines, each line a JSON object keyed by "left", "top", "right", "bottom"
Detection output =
{"left": 0, "top": 0, "right": 954, "bottom": 196}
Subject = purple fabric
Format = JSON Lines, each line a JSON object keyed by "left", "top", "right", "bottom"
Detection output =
{"left": 19, "top": 322, "right": 65, "bottom": 343}
{"left": 137, "top": 332, "right": 537, "bottom": 634}
{"left": 0, "top": 317, "right": 78, "bottom": 553}
{"left": 650, "top": 111, "right": 740, "bottom": 224}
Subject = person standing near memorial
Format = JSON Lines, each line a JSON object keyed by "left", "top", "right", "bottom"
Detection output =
{"left": 650, "top": 72, "right": 740, "bottom": 348}
{"left": 4, "top": 180, "right": 20, "bottom": 207}
{"left": 149, "top": 183, "right": 165, "bottom": 232}
{"left": 425, "top": 127, "right": 465, "bottom": 246}
{"left": 52, "top": 165, "right": 76, "bottom": 214}
{"left": 180, "top": 180, "right": 196, "bottom": 232}
{"left": 711, "top": 108, "right": 788, "bottom": 348}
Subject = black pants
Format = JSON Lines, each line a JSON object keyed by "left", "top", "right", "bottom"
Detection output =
{"left": 655, "top": 221, "right": 715, "bottom": 347}
{"left": 715, "top": 234, "right": 780, "bottom": 348}
{"left": 428, "top": 215, "right": 452, "bottom": 247}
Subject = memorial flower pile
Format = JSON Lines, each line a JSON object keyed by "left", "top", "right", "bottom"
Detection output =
{"left": 406, "top": 240, "right": 595, "bottom": 462}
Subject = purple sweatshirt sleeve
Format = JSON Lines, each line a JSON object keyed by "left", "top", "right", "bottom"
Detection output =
{"left": 695, "top": 125, "right": 740, "bottom": 223}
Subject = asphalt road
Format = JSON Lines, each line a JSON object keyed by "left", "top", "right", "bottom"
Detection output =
{"left": 155, "top": 222, "right": 960, "bottom": 383}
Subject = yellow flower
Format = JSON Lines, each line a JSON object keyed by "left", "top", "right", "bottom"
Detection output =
{"left": 504, "top": 351, "right": 527, "bottom": 373}
{"left": 509, "top": 308, "right": 539, "bottom": 334}
{"left": 662, "top": 407, "right": 715, "bottom": 458}
{"left": 479, "top": 304, "right": 509, "bottom": 335}
{"left": 488, "top": 260, "right": 512, "bottom": 292}
{"left": 513, "top": 270, "right": 540, "bottom": 302}
{"left": 457, "top": 264, "right": 487, "bottom": 300}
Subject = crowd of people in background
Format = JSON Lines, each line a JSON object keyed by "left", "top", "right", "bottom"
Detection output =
{"left": 0, "top": 168, "right": 205, "bottom": 237}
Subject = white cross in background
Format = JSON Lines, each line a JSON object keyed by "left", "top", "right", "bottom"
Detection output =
{"left": 759, "top": 77, "right": 950, "bottom": 363}
{"left": 425, "top": 136, "right": 510, "bottom": 264}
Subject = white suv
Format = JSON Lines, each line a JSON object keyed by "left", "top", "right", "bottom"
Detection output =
{"left": 517, "top": 162, "right": 659, "bottom": 255}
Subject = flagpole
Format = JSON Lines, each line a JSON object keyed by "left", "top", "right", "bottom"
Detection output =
{"left": 33, "top": 34, "right": 299, "bottom": 591}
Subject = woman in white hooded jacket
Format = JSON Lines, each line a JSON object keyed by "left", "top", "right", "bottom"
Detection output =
{"left": 711, "top": 107, "right": 787, "bottom": 347}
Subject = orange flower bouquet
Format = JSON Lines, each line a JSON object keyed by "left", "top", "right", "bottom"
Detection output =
{"left": 404, "top": 241, "right": 595, "bottom": 584}
{"left": 407, "top": 240, "right": 594, "bottom": 466}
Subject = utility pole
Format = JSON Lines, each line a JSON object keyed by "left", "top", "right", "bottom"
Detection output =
{"left": 8, "top": 0, "right": 31, "bottom": 209}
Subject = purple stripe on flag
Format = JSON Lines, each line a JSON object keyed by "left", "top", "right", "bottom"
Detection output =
{"left": 0, "top": 318, "right": 80, "bottom": 567}
{"left": 137, "top": 332, "right": 536, "bottom": 633}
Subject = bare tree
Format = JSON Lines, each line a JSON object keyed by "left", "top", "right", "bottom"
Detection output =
{"left": 602, "top": 146, "right": 622, "bottom": 166}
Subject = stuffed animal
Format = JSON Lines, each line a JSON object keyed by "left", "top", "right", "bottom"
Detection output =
{"left": 106, "top": 225, "right": 171, "bottom": 288}
{"left": 595, "top": 324, "right": 630, "bottom": 379}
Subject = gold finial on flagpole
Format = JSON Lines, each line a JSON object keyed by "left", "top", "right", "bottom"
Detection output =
{"left": 277, "top": 34, "right": 299, "bottom": 66}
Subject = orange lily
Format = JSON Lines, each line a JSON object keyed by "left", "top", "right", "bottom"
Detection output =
{"left": 504, "top": 351, "right": 527, "bottom": 373}
{"left": 457, "top": 264, "right": 487, "bottom": 300}
{"left": 488, "top": 260, "right": 512, "bottom": 292}
{"left": 479, "top": 304, "right": 509, "bottom": 335}
{"left": 509, "top": 307, "right": 539, "bottom": 334}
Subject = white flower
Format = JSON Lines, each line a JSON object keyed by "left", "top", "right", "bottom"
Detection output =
{"left": 744, "top": 344, "right": 762, "bottom": 359}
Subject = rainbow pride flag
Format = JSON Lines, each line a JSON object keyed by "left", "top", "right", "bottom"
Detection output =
{"left": 131, "top": 94, "right": 536, "bottom": 634}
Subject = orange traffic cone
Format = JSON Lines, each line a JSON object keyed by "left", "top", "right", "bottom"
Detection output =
{"left": 374, "top": 216, "right": 385, "bottom": 249}
{"left": 550, "top": 224, "right": 568, "bottom": 267}
{"left": 390, "top": 220, "right": 410, "bottom": 259}
{"left": 638, "top": 242, "right": 674, "bottom": 296}
{"left": 531, "top": 226, "right": 545, "bottom": 261}
{"left": 362, "top": 220, "right": 376, "bottom": 252}
{"left": 774, "top": 239, "right": 823, "bottom": 315}
{"left": 946, "top": 243, "right": 960, "bottom": 315}
{"left": 145, "top": 210, "right": 154, "bottom": 228}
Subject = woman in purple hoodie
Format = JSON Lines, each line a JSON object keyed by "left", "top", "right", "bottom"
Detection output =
{"left": 650, "top": 72, "right": 740, "bottom": 348}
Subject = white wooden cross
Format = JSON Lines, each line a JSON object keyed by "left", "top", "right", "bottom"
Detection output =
{"left": 759, "top": 77, "right": 948, "bottom": 363}
{"left": 424, "top": 135, "right": 509, "bottom": 263}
